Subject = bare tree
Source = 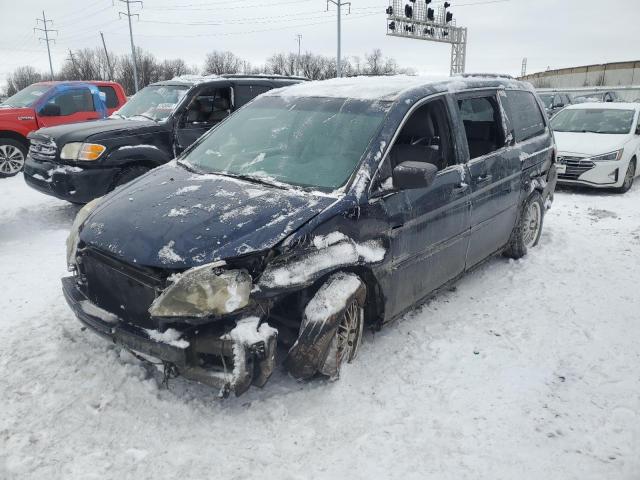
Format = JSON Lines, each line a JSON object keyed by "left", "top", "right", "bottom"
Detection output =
{"left": 5, "top": 66, "right": 43, "bottom": 96}
{"left": 158, "top": 59, "right": 192, "bottom": 80}
{"left": 203, "top": 51, "right": 243, "bottom": 75}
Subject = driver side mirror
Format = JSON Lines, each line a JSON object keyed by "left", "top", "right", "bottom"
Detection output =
{"left": 39, "top": 103, "right": 61, "bottom": 117}
{"left": 392, "top": 161, "right": 438, "bottom": 190}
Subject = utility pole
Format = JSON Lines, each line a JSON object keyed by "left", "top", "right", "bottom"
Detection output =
{"left": 34, "top": 11, "right": 57, "bottom": 80}
{"left": 100, "top": 31, "right": 114, "bottom": 80}
{"left": 68, "top": 49, "right": 79, "bottom": 78}
{"left": 118, "top": 0, "right": 143, "bottom": 93}
{"left": 521, "top": 57, "right": 528, "bottom": 78}
{"left": 326, "top": 0, "right": 351, "bottom": 78}
{"left": 295, "top": 34, "right": 302, "bottom": 76}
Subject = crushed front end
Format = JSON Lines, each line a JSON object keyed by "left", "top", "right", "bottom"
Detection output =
{"left": 62, "top": 246, "right": 278, "bottom": 397}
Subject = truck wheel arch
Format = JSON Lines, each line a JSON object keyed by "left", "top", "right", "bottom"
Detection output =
{"left": 0, "top": 131, "right": 28, "bottom": 150}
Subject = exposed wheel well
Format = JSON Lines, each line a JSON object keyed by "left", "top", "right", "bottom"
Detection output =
{"left": 0, "top": 131, "right": 29, "bottom": 149}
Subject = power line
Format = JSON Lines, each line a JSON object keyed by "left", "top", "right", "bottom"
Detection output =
{"left": 34, "top": 11, "right": 58, "bottom": 80}
{"left": 118, "top": 0, "right": 143, "bottom": 93}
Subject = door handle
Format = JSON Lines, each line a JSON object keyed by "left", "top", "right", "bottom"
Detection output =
{"left": 452, "top": 183, "right": 469, "bottom": 196}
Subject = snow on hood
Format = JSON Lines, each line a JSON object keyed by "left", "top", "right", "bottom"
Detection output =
{"left": 80, "top": 164, "right": 336, "bottom": 269}
{"left": 554, "top": 131, "right": 632, "bottom": 157}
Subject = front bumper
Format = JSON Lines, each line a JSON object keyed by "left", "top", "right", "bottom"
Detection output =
{"left": 556, "top": 157, "right": 625, "bottom": 188}
{"left": 23, "top": 155, "right": 119, "bottom": 203}
{"left": 62, "top": 276, "right": 278, "bottom": 396}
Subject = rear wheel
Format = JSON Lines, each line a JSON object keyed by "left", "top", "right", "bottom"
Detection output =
{"left": 0, "top": 138, "right": 27, "bottom": 178}
{"left": 503, "top": 191, "right": 544, "bottom": 259}
{"left": 616, "top": 158, "right": 636, "bottom": 194}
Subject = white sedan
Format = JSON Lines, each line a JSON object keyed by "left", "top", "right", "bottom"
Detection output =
{"left": 551, "top": 103, "right": 640, "bottom": 193}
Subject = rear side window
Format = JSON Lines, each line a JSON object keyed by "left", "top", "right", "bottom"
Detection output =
{"left": 48, "top": 88, "right": 95, "bottom": 115}
{"left": 98, "top": 86, "right": 119, "bottom": 108}
{"left": 506, "top": 91, "right": 546, "bottom": 142}
{"left": 234, "top": 85, "right": 272, "bottom": 108}
{"left": 458, "top": 95, "right": 505, "bottom": 159}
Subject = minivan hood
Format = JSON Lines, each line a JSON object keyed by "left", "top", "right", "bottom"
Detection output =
{"left": 80, "top": 164, "right": 337, "bottom": 269}
{"left": 553, "top": 131, "right": 631, "bottom": 156}
{"left": 29, "top": 118, "right": 161, "bottom": 145}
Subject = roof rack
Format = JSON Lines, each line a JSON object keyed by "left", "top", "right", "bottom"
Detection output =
{"left": 461, "top": 73, "right": 515, "bottom": 79}
{"left": 220, "top": 74, "right": 309, "bottom": 81}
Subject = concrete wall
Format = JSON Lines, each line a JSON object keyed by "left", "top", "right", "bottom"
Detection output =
{"left": 520, "top": 60, "right": 640, "bottom": 89}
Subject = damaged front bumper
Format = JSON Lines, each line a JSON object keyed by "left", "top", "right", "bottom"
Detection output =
{"left": 61, "top": 276, "right": 277, "bottom": 396}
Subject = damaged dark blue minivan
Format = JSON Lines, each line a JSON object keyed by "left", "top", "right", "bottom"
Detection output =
{"left": 62, "top": 75, "right": 557, "bottom": 396}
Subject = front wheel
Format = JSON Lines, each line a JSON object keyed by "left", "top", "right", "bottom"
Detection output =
{"left": 503, "top": 191, "right": 545, "bottom": 259}
{"left": 0, "top": 138, "right": 27, "bottom": 178}
{"left": 285, "top": 272, "right": 366, "bottom": 380}
{"left": 616, "top": 158, "right": 636, "bottom": 194}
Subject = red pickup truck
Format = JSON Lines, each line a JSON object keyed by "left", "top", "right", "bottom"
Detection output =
{"left": 0, "top": 81, "right": 127, "bottom": 177}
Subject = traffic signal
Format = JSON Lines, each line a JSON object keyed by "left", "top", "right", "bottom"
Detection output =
{"left": 425, "top": 0, "right": 432, "bottom": 3}
{"left": 427, "top": 8, "right": 434, "bottom": 20}
{"left": 388, "top": 21, "right": 396, "bottom": 30}
{"left": 405, "top": 4, "right": 413, "bottom": 18}
{"left": 404, "top": 24, "right": 415, "bottom": 33}
{"left": 444, "top": 2, "right": 450, "bottom": 8}
{"left": 386, "top": 6, "right": 393, "bottom": 15}
{"left": 446, "top": 11, "right": 453, "bottom": 22}
{"left": 423, "top": 27, "right": 434, "bottom": 35}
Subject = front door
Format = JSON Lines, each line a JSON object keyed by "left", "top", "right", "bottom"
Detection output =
{"left": 37, "top": 87, "right": 100, "bottom": 127}
{"left": 175, "top": 86, "right": 233, "bottom": 154}
{"left": 456, "top": 91, "right": 521, "bottom": 268}
{"left": 377, "top": 97, "right": 471, "bottom": 317}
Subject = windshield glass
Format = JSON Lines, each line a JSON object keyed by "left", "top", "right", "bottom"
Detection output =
{"left": 115, "top": 84, "right": 189, "bottom": 121}
{"left": 551, "top": 108, "right": 635, "bottom": 134}
{"left": 539, "top": 94, "right": 553, "bottom": 108}
{"left": 1, "top": 84, "right": 50, "bottom": 108}
{"left": 181, "top": 95, "right": 389, "bottom": 191}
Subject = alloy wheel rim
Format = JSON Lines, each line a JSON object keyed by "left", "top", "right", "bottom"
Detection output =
{"left": 336, "top": 301, "right": 364, "bottom": 364}
{"left": 523, "top": 201, "right": 541, "bottom": 248}
{"left": 0, "top": 145, "right": 25, "bottom": 175}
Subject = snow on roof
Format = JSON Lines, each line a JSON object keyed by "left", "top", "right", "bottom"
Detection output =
{"left": 168, "top": 74, "right": 220, "bottom": 84}
{"left": 267, "top": 74, "right": 524, "bottom": 101}
{"left": 565, "top": 102, "right": 640, "bottom": 110}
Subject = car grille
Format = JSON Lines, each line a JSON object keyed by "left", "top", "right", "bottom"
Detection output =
{"left": 557, "top": 155, "right": 595, "bottom": 180}
{"left": 79, "top": 248, "right": 165, "bottom": 329}
{"left": 29, "top": 137, "right": 57, "bottom": 161}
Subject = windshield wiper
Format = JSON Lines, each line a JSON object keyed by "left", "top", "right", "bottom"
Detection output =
{"left": 129, "top": 114, "right": 156, "bottom": 121}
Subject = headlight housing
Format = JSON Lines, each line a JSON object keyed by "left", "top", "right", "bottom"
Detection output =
{"left": 149, "top": 265, "right": 252, "bottom": 318}
{"left": 66, "top": 197, "right": 102, "bottom": 269}
{"left": 60, "top": 142, "right": 106, "bottom": 161}
{"left": 590, "top": 149, "right": 623, "bottom": 162}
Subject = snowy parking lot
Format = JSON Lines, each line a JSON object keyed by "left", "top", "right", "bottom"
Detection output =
{"left": 1, "top": 174, "right": 639, "bottom": 479}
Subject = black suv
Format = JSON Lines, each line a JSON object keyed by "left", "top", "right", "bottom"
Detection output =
{"left": 62, "top": 75, "right": 557, "bottom": 396}
{"left": 23, "top": 75, "right": 305, "bottom": 203}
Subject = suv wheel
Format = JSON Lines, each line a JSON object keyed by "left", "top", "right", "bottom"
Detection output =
{"left": 616, "top": 158, "right": 636, "bottom": 194}
{"left": 285, "top": 272, "right": 366, "bottom": 380}
{"left": 0, "top": 138, "right": 27, "bottom": 178}
{"left": 114, "top": 165, "right": 149, "bottom": 188}
{"left": 504, "top": 191, "right": 544, "bottom": 259}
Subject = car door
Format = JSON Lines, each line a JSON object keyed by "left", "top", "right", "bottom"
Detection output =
{"left": 375, "top": 96, "right": 471, "bottom": 317}
{"left": 37, "top": 87, "right": 100, "bottom": 128}
{"left": 175, "top": 84, "right": 233, "bottom": 154}
{"left": 457, "top": 90, "right": 521, "bottom": 268}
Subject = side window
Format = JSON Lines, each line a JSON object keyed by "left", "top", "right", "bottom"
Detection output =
{"left": 235, "top": 85, "right": 272, "bottom": 108}
{"left": 98, "top": 86, "right": 119, "bottom": 109}
{"left": 47, "top": 88, "right": 95, "bottom": 115}
{"left": 386, "top": 98, "right": 454, "bottom": 174}
{"left": 183, "top": 87, "right": 232, "bottom": 125}
{"left": 457, "top": 95, "right": 504, "bottom": 159}
{"left": 504, "top": 90, "right": 546, "bottom": 142}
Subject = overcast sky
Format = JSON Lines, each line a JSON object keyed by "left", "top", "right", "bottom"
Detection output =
{"left": 0, "top": 0, "right": 638, "bottom": 88}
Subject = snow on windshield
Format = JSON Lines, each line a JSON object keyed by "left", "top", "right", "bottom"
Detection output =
{"left": 551, "top": 108, "right": 635, "bottom": 134}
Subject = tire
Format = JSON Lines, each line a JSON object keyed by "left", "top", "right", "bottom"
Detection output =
{"left": 113, "top": 165, "right": 149, "bottom": 188}
{"left": 285, "top": 272, "right": 366, "bottom": 380}
{"left": 616, "top": 158, "right": 636, "bottom": 194}
{"left": 0, "top": 138, "right": 27, "bottom": 178}
{"left": 503, "top": 191, "right": 545, "bottom": 259}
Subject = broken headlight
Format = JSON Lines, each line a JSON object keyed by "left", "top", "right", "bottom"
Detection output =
{"left": 149, "top": 265, "right": 252, "bottom": 318}
{"left": 66, "top": 196, "right": 103, "bottom": 269}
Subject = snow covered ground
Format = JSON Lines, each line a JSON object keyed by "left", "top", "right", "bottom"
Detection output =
{"left": 1, "top": 174, "right": 639, "bottom": 480}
